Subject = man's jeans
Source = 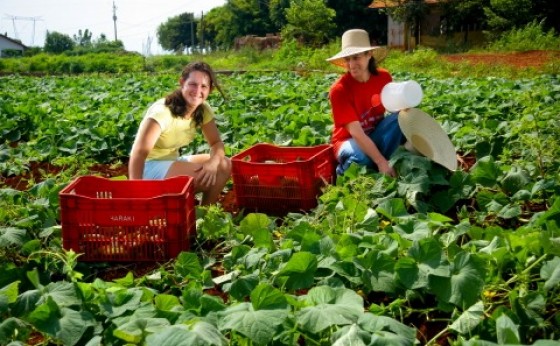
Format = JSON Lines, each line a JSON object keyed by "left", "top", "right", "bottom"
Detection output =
{"left": 336, "top": 113, "right": 404, "bottom": 175}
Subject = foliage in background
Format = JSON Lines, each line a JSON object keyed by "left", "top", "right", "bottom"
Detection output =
{"left": 483, "top": 0, "right": 533, "bottom": 33}
{"left": 326, "top": 0, "right": 387, "bottom": 41}
{"left": 157, "top": 12, "right": 198, "bottom": 53}
{"left": 43, "top": 31, "right": 75, "bottom": 54}
{"left": 282, "top": 0, "right": 337, "bottom": 46}
{"left": 486, "top": 20, "right": 560, "bottom": 52}
{"left": 2, "top": 20, "right": 559, "bottom": 78}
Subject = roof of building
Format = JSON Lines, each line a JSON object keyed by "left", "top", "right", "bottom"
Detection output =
{"left": 0, "top": 33, "right": 28, "bottom": 49}
{"left": 369, "top": 0, "right": 442, "bottom": 8}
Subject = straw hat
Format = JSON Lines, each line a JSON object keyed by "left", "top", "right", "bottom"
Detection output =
{"left": 327, "top": 29, "right": 388, "bottom": 67}
{"left": 398, "top": 108, "right": 458, "bottom": 171}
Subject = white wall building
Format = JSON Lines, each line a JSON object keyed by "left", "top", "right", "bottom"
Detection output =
{"left": 0, "top": 33, "right": 27, "bottom": 57}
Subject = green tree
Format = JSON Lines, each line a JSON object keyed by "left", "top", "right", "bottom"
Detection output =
{"left": 483, "top": 0, "right": 532, "bottom": 33}
{"left": 283, "top": 0, "right": 336, "bottom": 46}
{"left": 94, "top": 34, "right": 125, "bottom": 52}
{"left": 326, "top": 0, "right": 386, "bottom": 42}
{"left": 439, "top": 0, "right": 488, "bottom": 43}
{"left": 269, "top": 0, "right": 291, "bottom": 30}
{"left": 73, "top": 29, "right": 93, "bottom": 47}
{"left": 157, "top": 12, "right": 197, "bottom": 53}
{"left": 532, "top": 0, "right": 560, "bottom": 33}
{"left": 199, "top": 6, "right": 235, "bottom": 49}
{"left": 227, "top": 0, "right": 274, "bottom": 36}
{"left": 44, "top": 31, "right": 75, "bottom": 54}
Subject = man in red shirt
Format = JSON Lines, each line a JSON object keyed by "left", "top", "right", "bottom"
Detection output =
{"left": 327, "top": 29, "right": 405, "bottom": 177}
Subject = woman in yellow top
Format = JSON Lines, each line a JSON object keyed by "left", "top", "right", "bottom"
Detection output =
{"left": 129, "top": 61, "right": 231, "bottom": 205}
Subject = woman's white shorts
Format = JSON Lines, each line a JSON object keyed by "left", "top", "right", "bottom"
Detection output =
{"left": 143, "top": 155, "right": 191, "bottom": 179}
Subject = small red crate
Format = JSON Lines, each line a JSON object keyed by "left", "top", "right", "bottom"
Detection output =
{"left": 231, "top": 144, "right": 335, "bottom": 214}
{"left": 59, "top": 176, "right": 195, "bottom": 262}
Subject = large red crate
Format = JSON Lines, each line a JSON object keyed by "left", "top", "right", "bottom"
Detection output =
{"left": 231, "top": 144, "right": 335, "bottom": 214}
{"left": 59, "top": 176, "right": 195, "bottom": 262}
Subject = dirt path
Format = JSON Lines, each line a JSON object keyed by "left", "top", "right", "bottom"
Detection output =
{"left": 442, "top": 50, "right": 560, "bottom": 69}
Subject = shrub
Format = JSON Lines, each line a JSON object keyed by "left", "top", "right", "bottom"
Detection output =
{"left": 486, "top": 20, "right": 560, "bottom": 51}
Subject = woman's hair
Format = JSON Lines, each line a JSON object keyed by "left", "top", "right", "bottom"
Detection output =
{"left": 367, "top": 55, "right": 379, "bottom": 76}
{"left": 165, "top": 61, "right": 224, "bottom": 127}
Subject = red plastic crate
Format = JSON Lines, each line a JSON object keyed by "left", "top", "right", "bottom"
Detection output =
{"left": 59, "top": 176, "right": 195, "bottom": 262}
{"left": 231, "top": 144, "right": 335, "bottom": 214}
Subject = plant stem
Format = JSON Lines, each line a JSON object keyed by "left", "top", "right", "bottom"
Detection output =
{"left": 505, "top": 253, "right": 548, "bottom": 286}
{"left": 426, "top": 325, "right": 449, "bottom": 346}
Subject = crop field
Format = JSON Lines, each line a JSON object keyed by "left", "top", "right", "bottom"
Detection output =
{"left": 1, "top": 70, "right": 559, "bottom": 345}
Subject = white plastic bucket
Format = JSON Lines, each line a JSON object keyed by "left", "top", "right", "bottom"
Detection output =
{"left": 380, "top": 81, "right": 423, "bottom": 112}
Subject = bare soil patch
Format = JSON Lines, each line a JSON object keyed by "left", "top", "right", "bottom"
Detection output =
{"left": 442, "top": 50, "right": 560, "bottom": 69}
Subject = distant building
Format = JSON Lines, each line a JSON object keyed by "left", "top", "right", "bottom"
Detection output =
{"left": 0, "top": 33, "right": 28, "bottom": 57}
{"left": 369, "top": 0, "right": 485, "bottom": 50}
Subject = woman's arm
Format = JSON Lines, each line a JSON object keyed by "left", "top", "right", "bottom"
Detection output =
{"left": 196, "top": 119, "right": 226, "bottom": 187}
{"left": 128, "top": 118, "right": 161, "bottom": 179}
{"left": 345, "top": 121, "right": 396, "bottom": 177}
{"left": 202, "top": 119, "right": 226, "bottom": 159}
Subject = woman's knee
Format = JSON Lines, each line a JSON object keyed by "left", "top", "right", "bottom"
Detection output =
{"left": 219, "top": 156, "right": 232, "bottom": 177}
{"left": 350, "top": 150, "right": 371, "bottom": 165}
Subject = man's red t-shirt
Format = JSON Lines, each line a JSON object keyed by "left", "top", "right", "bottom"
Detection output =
{"left": 329, "top": 69, "right": 393, "bottom": 155}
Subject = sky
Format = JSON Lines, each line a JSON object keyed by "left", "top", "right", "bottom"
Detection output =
{"left": 1, "top": 0, "right": 227, "bottom": 55}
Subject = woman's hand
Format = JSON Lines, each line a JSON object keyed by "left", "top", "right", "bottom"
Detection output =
{"left": 195, "top": 160, "right": 219, "bottom": 188}
{"left": 376, "top": 159, "right": 396, "bottom": 177}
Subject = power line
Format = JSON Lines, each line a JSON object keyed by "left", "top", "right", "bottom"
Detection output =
{"left": 3, "top": 14, "right": 43, "bottom": 45}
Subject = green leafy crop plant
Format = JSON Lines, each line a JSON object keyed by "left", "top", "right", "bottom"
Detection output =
{"left": 1, "top": 70, "right": 559, "bottom": 345}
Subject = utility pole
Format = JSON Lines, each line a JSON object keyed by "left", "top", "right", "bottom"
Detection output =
{"left": 3, "top": 14, "right": 43, "bottom": 45}
{"left": 200, "top": 11, "right": 204, "bottom": 52}
{"left": 112, "top": 0, "right": 118, "bottom": 41}
{"left": 190, "top": 14, "right": 194, "bottom": 54}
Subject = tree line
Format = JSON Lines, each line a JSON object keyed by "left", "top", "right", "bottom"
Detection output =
{"left": 160, "top": 0, "right": 559, "bottom": 53}
{"left": 38, "top": 0, "right": 560, "bottom": 55}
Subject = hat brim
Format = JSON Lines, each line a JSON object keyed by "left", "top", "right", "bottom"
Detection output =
{"left": 327, "top": 46, "right": 388, "bottom": 67}
{"left": 398, "top": 108, "right": 458, "bottom": 171}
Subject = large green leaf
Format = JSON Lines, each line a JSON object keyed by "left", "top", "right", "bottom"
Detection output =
{"left": 29, "top": 297, "right": 96, "bottom": 346}
{"left": 239, "top": 213, "right": 272, "bottom": 237}
{"left": 331, "top": 324, "right": 368, "bottom": 346}
{"left": 250, "top": 283, "right": 288, "bottom": 310}
{"left": 376, "top": 198, "right": 410, "bottom": 220}
{"left": 219, "top": 302, "right": 288, "bottom": 345}
{"left": 429, "top": 252, "right": 486, "bottom": 309}
{"left": 358, "top": 250, "right": 397, "bottom": 293}
{"left": 540, "top": 256, "right": 560, "bottom": 291}
{"left": 500, "top": 166, "right": 530, "bottom": 195}
{"left": 277, "top": 251, "right": 318, "bottom": 290}
{"left": 406, "top": 238, "right": 450, "bottom": 289}
{"left": 496, "top": 314, "right": 520, "bottom": 344}
{"left": 297, "top": 287, "right": 363, "bottom": 334}
{"left": 174, "top": 252, "right": 204, "bottom": 278}
{"left": 0, "top": 227, "right": 27, "bottom": 248}
{"left": 229, "top": 273, "right": 259, "bottom": 301}
{"left": 0, "top": 281, "right": 20, "bottom": 312}
{"left": 449, "top": 301, "right": 485, "bottom": 334}
{"left": 0, "top": 317, "right": 28, "bottom": 344}
{"left": 395, "top": 257, "right": 422, "bottom": 289}
{"left": 145, "top": 323, "right": 228, "bottom": 346}
{"left": 471, "top": 156, "right": 500, "bottom": 187}
{"left": 113, "top": 317, "right": 170, "bottom": 343}
{"left": 99, "top": 287, "right": 144, "bottom": 318}
{"left": 344, "top": 313, "right": 418, "bottom": 346}
{"left": 38, "top": 281, "right": 82, "bottom": 308}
